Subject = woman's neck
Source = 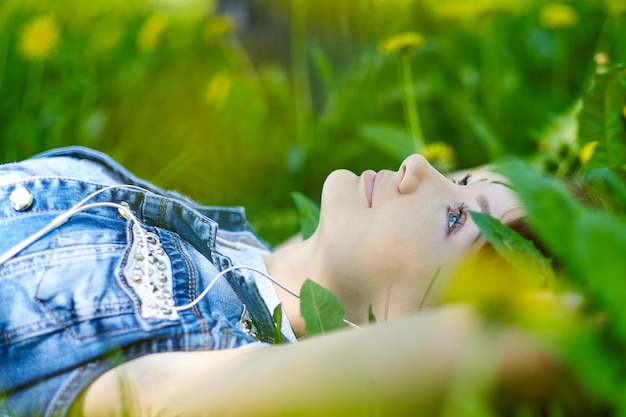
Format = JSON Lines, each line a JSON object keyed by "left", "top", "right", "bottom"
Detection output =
{"left": 263, "top": 236, "right": 324, "bottom": 337}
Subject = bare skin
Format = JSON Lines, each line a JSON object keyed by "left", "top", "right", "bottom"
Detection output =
{"left": 264, "top": 154, "right": 520, "bottom": 333}
{"left": 70, "top": 155, "right": 534, "bottom": 416}
{"left": 71, "top": 305, "right": 561, "bottom": 417}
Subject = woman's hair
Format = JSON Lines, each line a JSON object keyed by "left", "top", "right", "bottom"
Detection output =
{"left": 565, "top": 173, "right": 625, "bottom": 214}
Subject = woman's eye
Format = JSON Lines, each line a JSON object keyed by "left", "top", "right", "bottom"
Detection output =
{"left": 447, "top": 203, "right": 468, "bottom": 233}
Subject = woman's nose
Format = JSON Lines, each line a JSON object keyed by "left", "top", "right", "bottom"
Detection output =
{"left": 398, "top": 154, "right": 443, "bottom": 194}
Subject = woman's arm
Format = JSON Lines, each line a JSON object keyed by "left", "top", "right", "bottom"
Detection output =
{"left": 71, "top": 305, "right": 560, "bottom": 417}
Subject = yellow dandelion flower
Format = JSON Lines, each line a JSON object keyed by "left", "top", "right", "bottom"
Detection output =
{"left": 444, "top": 249, "right": 525, "bottom": 318}
{"left": 18, "top": 16, "right": 60, "bottom": 62}
{"left": 137, "top": 14, "right": 170, "bottom": 54}
{"left": 423, "top": 141, "right": 456, "bottom": 172}
{"left": 539, "top": 2, "right": 579, "bottom": 30}
{"left": 378, "top": 32, "right": 426, "bottom": 56}
{"left": 579, "top": 141, "right": 599, "bottom": 166}
{"left": 205, "top": 72, "right": 233, "bottom": 108}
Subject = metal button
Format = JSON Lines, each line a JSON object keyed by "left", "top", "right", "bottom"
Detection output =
{"left": 118, "top": 201, "right": 131, "bottom": 219}
{"left": 9, "top": 187, "right": 33, "bottom": 211}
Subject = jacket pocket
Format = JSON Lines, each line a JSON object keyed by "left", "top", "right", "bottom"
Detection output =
{"left": 0, "top": 224, "right": 134, "bottom": 345}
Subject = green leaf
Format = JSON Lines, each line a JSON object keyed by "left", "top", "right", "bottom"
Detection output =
{"left": 272, "top": 304, "right": 284, "bottom": 344}
{"left": 290, "top": 191, "right": 320, "bottom": 239}
{"left": 577, "top": 65, "right": 626, "bottom": 169}
{"left": 359, "top": 123, "right": 414, "bottom": 160}
{"left": 368, "top": 304, "right": 377, "bottom": 324}
{"left": 466, "top": 106, "right": 504, "bottom": 160}
{"left": 470, "top": 211, "right": 554, "bottom": 287}
{"left": 498, "top": 161, "right": 626, "bottom": 341}
{"left": 560, "top": 326, "right": 625, "bottom": 405}
{"left": 310, "top": 42, "right": 336, "bottom": 91}
{"left": 300, "top": 279, "right": 346, "bottom": 335}
{"left": 497, "top": 161, "right": 579, "bottom": 264}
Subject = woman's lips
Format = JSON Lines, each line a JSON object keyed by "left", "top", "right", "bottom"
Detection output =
{"left": 362, "top": 170, "right": 376, "bottom": 207}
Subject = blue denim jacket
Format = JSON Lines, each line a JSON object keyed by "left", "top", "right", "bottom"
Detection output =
{"left": 0, "top": 147, "right": 289, "bottom": 417}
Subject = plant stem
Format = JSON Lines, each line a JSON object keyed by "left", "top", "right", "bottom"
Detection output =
{"left": 419, "top": 267, "right": 441, "bottom": 311}
{"left": 290, "top": 0, "right": 314, "bottom": 144}
{"left": 581, "top": 0, "right": 618, "bottom": 87}
{"left": 552, "top": 30, "right": 569, "bottom": 99}
{"left": 481, "top": 26, "right": 501, "bottom": 128}
{"left": 0, "top": 27, "right": 7, "bottom": 95}
{"left": 399, "top": 53, "right": 425, "bottom": 152}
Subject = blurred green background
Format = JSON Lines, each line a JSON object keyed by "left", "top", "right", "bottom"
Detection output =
{"left": 0, "top": 0, "right": 624, "bottom": 244}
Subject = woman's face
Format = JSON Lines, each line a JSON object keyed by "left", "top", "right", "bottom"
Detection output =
{"left": 314, "top": 154, "right": 520, "bottom": 323}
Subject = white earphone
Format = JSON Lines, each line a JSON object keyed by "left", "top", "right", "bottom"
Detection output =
{"left": 0, "top": 184, "right": 360, "bottom": 329}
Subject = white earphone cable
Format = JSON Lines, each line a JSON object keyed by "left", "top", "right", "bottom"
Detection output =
{"left": 0, "top": 185, "right": 151, "bottom": 266}
{"left": 170, "top": 264, "right": 360, "bottom": 329}
{"left": 0, "top": 185, "right": 361, "bottom": 330}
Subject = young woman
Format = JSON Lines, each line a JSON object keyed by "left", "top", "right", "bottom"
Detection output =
{"left": 0, "top": 146, "right": 549, "bottom": 417}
